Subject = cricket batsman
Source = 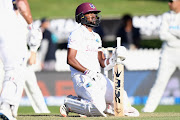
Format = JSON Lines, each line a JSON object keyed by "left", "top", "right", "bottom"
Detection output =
{"left": 60, "top": 2, "right": 139, "bottom": 117}
{"left": 0, "top": 0, "right": 42, "bottom": 119}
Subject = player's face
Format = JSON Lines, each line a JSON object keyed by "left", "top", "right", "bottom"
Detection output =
{"left": 168, "top": 0, "right": 180, "bottom": 11}
{"left": 85, "top": 13, "right": 97, "bottom": 25}
{"left": 41, "top": 21, "right": 50, "bottom": 29}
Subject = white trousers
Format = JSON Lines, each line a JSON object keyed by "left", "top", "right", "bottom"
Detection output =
{"left": 72, "top": 73, "right": 131, "bottom": 112}
{"left": 0, "top": 10, "right": 49, "bottom": 114}
{"left": 24, "top": 66, "right": 50, "bottom": 113}
{"left": 0, "top": 10, "right": 27, "bottom": 107}
{"left": 144, "top": 44, "right": 180, "bottom": 112}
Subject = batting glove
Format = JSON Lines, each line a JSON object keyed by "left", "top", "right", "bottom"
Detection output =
{"left": 115, "top": 46, "right": 127, "bottom": 61}
{"left": 27, "top": 23, "right": 42, "bottom": 52}
{"left": 109, "top": 46, "right": 127, "bottom": 64}
{"left": 104, "top": 47, "right": 126, "bottom": 71}
{"left": 104, "top": 56, "right": 116, "bottom": 71}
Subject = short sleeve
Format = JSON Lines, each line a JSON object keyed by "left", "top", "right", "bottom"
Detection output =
{"left": 67, "top": 31, "right": 80, "bottom": 50}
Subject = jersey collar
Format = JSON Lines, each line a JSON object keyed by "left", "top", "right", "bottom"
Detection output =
{"left": 81, "top": 25, "right": 94, "bottom": 33}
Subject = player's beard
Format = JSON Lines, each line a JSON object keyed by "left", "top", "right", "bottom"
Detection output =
{"left": 86, "top": 18, "right": 100, "bottom": 27}
{"left": 85, "top": 14, "right": 101, "bottom": 27}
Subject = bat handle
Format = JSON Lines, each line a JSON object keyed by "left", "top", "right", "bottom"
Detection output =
{"left": 116, "top": 37, "right": 121, "bottom": 64}
{"left": 117, "top": 37, "right": 121, "bottom": 47}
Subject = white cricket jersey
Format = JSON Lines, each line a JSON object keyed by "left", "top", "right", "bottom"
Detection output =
{"left": 0, "top": 0, "right": 13, "bottom": 10}
{"left": 0, "top": 0, "right": 28, "bottom": 70}
{"left": 159, "top": 11, "right": 180, "bottom": 47}
{"left": 67, "top": 25, "right": 102, "bottom": 76}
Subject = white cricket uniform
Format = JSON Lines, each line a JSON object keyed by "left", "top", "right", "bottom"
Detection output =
{"left": 143, "top": 11, "right": 180, "bottom": 112}
{"left": 0, "top": 0, "right": 27, "bottom": 107}
{"left": 68, "top": 25, "right": 102, "bottom": 76}
{"left": 14, "top": 13, "right": 50, "bottom": 113}
{"left": 0, "top": 0, "right": 13, "bottom": 10}
{"left": 67, "top": 25, "right": 136, "bottom": 114}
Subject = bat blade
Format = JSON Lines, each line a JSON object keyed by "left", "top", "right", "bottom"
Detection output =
{"left": 114, "top": 37, "right": 124, "bottom": 116}
{"left": 114, "top": 64, "right": 124, "bottom": 116}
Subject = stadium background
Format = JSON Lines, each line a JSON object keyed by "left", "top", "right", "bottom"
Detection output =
{"left": 1, "top": 0, "right": 180, "bottom": 107}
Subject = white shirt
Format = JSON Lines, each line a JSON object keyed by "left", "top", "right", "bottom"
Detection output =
{"left": 67, "top": 25, "right": 102, "bottom": 76}
{"left": 0, "top": 5, "right": 27, "bottom": 70}
{"left": 0, "top": 0, "right": 13, "bottom": 10}
{"left": 159, "top": 11, "right": 180, "bottom": 48}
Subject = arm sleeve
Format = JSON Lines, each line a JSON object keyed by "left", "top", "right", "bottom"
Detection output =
{"left": 159, "top": 12, "right": 180, "bottom": 42}
{"left": 67, "top": 32, "right": 80, "bottom": 50}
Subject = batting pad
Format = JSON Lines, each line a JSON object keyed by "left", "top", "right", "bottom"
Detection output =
{"left": 64, "top": 95, "right": 107, "bottom": 117}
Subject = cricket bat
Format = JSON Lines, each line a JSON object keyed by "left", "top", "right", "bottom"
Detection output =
{"left": 113, "top": 37, "right": 124, "bottom": 116}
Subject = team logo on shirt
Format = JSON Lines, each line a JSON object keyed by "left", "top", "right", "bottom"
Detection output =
{"left": 96, "top": 39, "right": 100, "bottom": 43}
{"left": 86, "top": 45, "right": 98, "bottom": 52}
{"left": 169, "top": 25, "right": 180, "bottom": 30}
{"left": 86, "top": 82, "right": 92, "bottom": 88}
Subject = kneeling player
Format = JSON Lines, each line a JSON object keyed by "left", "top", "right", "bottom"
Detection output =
{"left": 60, "top": 2, "right": 139, "bottom": 117}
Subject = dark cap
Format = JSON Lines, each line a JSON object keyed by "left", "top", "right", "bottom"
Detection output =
{"left": 41, "top": 17, "right": 49, "bottom": 24}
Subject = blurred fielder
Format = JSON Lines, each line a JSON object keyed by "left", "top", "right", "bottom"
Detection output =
{"left": 60, "top": 2, "right": 139, "bottom": 117}
{"left": 11, "top": 0, "right": 50, "bottom": 114}
{"left": 142, "top": 0, "right": 180, "bottom": 112}
{"left": 0, "top": 0, "right": 42, "bottom": 119}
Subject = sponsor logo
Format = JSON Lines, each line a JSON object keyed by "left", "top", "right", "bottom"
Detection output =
{"left": 86, "top": 45, "right": 98, "bottom": 52}
{"left": 115, "top": 69, "right": 121, "bottom": 77}
{"left": 115, "top": 108, "right": 122, "bottom": 114}
{"left": 114, "top": 68, "right": 122, "bottom": 103}
{"left": 86, "top": 82, "right": 92, "bottom": 88}
{"left": 169, "top": 25, "right": 180, "bottom": 30}
{"left": 96, "top": 39, "right": 99, "bottom": 43}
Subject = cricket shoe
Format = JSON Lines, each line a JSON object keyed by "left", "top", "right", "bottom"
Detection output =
{"left": 59, "top": 104, "right": 69, "bottom": 117}
{"left": 141, "top": 107, "right": 154, "bottom": 113}
{"left": 0, "top": 102, "right": 16, "bottom": 120}
{"left": 104, "top": 104, "right": 114, "bottom": 116}
{"left": 10, "top": 106, "right": 17, "bottom": 118}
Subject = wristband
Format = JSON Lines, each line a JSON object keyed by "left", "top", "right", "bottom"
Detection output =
{"left": 30, "top": 46, "right": 39, "bottom": 53}
{"left": 27, "top": 23, "right": 33, "bottom": 30}
{"left": 104, "top": 58, "right": 108, "bottom": 67}
{"left": 84, "top": 69, "right": 89, "bottom": 75}
{"left": 109, "top": 57, "right": 113, "bottom": 64}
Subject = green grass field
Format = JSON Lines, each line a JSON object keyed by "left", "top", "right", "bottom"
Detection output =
{"left": 17, "top": 105, "right": 180, "bottom": 120}
{"left": 15, "top": 1, "right": 180, "bottom": 119}
{"left": 29, "top": 0, "right": 169, "bottom": 19}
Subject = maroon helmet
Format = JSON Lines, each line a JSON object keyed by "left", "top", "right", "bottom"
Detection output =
{"left": 75, "top": 2, "right": 101, "bottom": 27}
{"left": 76, "top": 2, "right": 101, "bottom": 16}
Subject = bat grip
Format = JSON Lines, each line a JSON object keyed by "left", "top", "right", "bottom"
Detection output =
{"left": 117, "top": 37, "right": 121, "bottom": 64}
{"left": 117, "top": 37, "right": 121, "bottom": 47}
